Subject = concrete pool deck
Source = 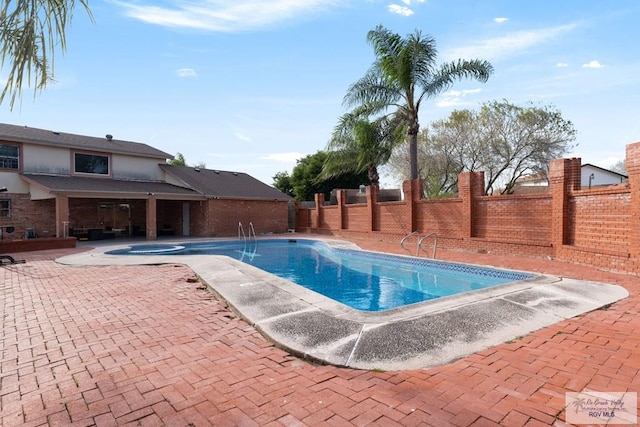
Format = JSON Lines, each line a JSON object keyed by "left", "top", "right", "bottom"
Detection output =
{"left": 55, "top": 237, "right": 628, "bottom": 371}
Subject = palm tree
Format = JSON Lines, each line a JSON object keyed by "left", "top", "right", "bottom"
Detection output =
{"left": 319, "top": 112, "right": 404, "bottom": 187}
{"left": 0, "top": 1, "right": 93, "bottom": 109}
{"left": 344, "top": 25, "right": 494, "bottom": 180}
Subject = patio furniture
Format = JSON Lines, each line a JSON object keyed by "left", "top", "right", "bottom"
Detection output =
{"left": 0, "top": 255, "right": 26, "bottom": 265}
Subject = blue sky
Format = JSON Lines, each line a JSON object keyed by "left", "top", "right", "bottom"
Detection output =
{"left": 2, "top": 0, "right": 639, "bottom": 186}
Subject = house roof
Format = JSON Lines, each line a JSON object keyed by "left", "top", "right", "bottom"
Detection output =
{"left": 581, "top": 163, "right": 628, "bottom": 179}
{"left": 22, "top": 174, "right": 202, "bottom": 198}
{"left": 0, "top": 123, "right": 172, "bottom": 159}
{"left": 160, "top": 165, "right": 292, "bottom": 201}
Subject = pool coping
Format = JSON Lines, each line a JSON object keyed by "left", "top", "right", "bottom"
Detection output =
{"left": 57, "top": 237, "right": 630, "bottom": 371}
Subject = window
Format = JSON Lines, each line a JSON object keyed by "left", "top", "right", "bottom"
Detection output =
{"left": 0, "top": 199, "right": 9, "bottom": 218}
{"left": 74, "top": 152, "right": 109, "bottom": 175}
{"left": 0, "top": 144, "right": 19, "bottom": 170}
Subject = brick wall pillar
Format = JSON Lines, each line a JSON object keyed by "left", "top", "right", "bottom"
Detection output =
{"left": 402, "top": 179, "right": 422, "bottom": 233}
{"left": 549, "top": 157, "right": 581, "bottom": 251}
{"left": 55, "top": 195, "right": 70, "bottom": 238}
{"left": 366, "top": 185, "right": 379, "bottom": 231}
{"left": 313, "top": 193, "right": 324, "bottom": 229}
{"left": 626, "top": 142, "right": 640, "bottom": 258}
{"left": 337, "top": 190, "right": 347, "bottom": 230}
{"left": 146, "top": 196, "right": 157, "bottom": 240}
{"left": 458, "top": 172, "right": 484, "bottom": 238}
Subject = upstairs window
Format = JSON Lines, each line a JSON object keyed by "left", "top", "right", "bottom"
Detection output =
{"left": 74, "top": 152, "right": 110, "bottom": 175}
{"left": 0, "top": 200, "right": 9, "bottom": 218}
{"left": 0, "top": 144, "right": 19, "bottom": 170}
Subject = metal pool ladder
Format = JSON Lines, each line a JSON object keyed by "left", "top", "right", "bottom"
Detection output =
{"left": 238, "top": 222, "right": 246, "bottom": 242}
{"left": 417, "top": 232, "right": 438, "bottom": 259}
{"left": 238, "top": 222, "right": 258, "bottom": 259}
{"left": 400, "top": 231, "right": 419, "bottom": 254}
{"left": 248, "top": 222, "right": 256, "bottom": 243}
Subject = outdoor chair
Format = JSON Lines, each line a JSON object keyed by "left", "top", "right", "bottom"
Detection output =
{"left": 0, "top": 255, "right": 26, "bottom": 265}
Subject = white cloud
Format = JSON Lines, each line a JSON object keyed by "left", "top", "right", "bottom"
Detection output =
{"left": 111, "top": 0, "right": 346, "bottom": 32}
{"left": 556, "top": 62, "right": 569, "bottom": 67}
{"left": 177, "top": 68, "right": 197, "bottom": 77}
{"left": 261, "top": 152, "right": 303, "bottom": 163}
{"left": 582, "top": 60, "right": 604, "bottom": 68}
{"left": 494, "top": 17, "right": 508, "bottom": 24}
{"left": 436, "top": 88, "right": 482, "bottom": 107}
{"left": 388, "top": 4, "right": 414, "bottom": 16}
{"left": 234, "top": 132, "right": 252, "bottom": 142}
{"left": 445, "top": 23, "right": 578, "bottom": 61}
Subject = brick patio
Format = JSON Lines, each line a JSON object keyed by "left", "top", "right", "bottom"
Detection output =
{"left": 1, "top": 240, "right": 639, "bottom": 426}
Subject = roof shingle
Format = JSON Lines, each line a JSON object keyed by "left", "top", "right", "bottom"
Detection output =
{"left": 0, "top": 123, "right": 172, "bottom": 159}
{"left": 22, "top": 174, "right": 201, "bottom": 197}
{"left": 161, "top": 165, "right": 292, "bottom": 200}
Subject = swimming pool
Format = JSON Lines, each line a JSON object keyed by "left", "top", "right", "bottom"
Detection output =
{"left": 107, "top": 239, "right": 533, "bottom": 311}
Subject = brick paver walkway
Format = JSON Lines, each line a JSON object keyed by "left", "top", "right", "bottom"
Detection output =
{"left": 1, "top": 240, "right": 639, "bottom": 426}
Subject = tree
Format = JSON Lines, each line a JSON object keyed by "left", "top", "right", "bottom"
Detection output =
{"left": 1, "top": 0, "right": 93, "bottom": 109}
{"left": 167, "top": 153, "right": 187, "bottom": 166}
{"left": 386, "top": 127, "right": 462, "bottom": 198}
{"left": 166, "top": 152, "right": 206, "bottom": 169}
{"left": 610, "top": 159, "right": 627, "bottom": 175}
{"left": 344, "top": 25, "right": 493, "bottom": 181}
{"left": 389, "top": 100, "right": 577, "bottom": 195}
{"left": 318, "top": 113, "right": 404, "bottom": 187}
{"left": 287, "top": 151, "right": 370, "bottom": 201}
{"left": 272, "top": 171, "right": 294, "bottom": 197}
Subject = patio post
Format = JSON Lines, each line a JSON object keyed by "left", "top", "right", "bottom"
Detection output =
{"left": 55, "top": 195, "right": 70, "bottom": 238}
{"left": 146, "top": 196, "right": 157, "bottom": 240}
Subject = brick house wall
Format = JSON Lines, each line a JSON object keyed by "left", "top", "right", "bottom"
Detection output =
{"left": 205, "top": 199, "right": 289, "bottom": 236}
{"left": 0, "top": 195, "right": 56, "bottom": 239}
{"left": 296, "top": 141, "right": 640, "bottom": 274}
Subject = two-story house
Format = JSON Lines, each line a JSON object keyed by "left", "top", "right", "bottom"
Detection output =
{"left": 0, "top": 123, "right": 292, "bottom": 241}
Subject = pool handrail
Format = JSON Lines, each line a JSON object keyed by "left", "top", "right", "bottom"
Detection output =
{"left": 417, "top": 232, "right": 437, "bottom": 259}
{"left": 248, "top": 222, "right": 256, "bottom": 243}
{"left": 400, "top": 231, "right": 419, "bottom": 254}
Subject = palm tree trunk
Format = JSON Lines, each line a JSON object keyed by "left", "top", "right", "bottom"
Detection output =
{"left": 409, "top": 133, "right": 419, "bottom": 180}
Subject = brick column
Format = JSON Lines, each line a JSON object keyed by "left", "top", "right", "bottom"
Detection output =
{"left": 146, "top": 196, "right": 157, "bottom": 240}
{"left": 366, "top": 185, "right": 379, "bottom": 231}
{"left": 626, "top": 142, "right": 640, "bottom": 258}
{"left": 549, "top": 157, "right": 581, "bottom": 251}
{"left": 458, "top": 172, "right": 484, "bottom": 238}
{"left": 337, "top": 190, "right": 347, "bottom": 230}
{"left": 55, "top": 195, "right": 70, "bottom": 238}
{"left": 313, "top": 193, "right": 324, "bottom": 230}
{"left": 402, "top": 179, "right": 422, "bottom": 233}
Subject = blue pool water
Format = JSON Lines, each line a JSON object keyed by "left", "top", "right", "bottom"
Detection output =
{"left": 107, "top": 239, "right": 533, "bottom": 311}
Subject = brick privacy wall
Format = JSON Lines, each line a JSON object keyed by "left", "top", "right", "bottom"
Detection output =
{"left": 567, "top": 187, "right": 631, "bottom": 255}
{"left": 206, "top": 199, "right": 289, "bottom": 236}
{"left": 296, "top": 144, "right": 640, "bottom": 274}
{"left": 0, "top": 194, "right": 56, "bottom": 238}
{"left": 473, "top": 194, "right": 552, "bottom": 244}
{"left": 344, "top": 204, "right": 370, "bottom": 232}
{"left": 415, "top": 199, "right": 464, "bottom": 239}
{"left": 375, "top": 202, "right": 409, "bottom": 235}
{"left": 320, "top": 206, "right": 341, "bottom": 230}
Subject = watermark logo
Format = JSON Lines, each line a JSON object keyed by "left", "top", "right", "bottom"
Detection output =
{"left": 566, "top": 391, "right": 637, "bottom": 425}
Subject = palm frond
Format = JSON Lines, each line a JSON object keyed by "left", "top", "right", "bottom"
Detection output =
{"left": 0, "top": 0, "right": 94, "bottom": 109}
